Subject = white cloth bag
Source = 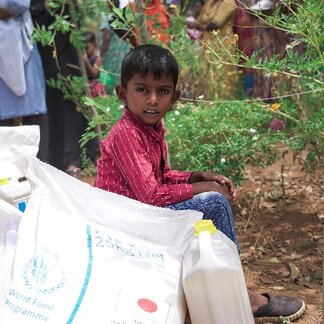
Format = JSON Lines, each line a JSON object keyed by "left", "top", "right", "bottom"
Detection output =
{"left": 0, "top": 126, "right": 39, "bottom": 304}
{"left": 0, "top": 154, "right": 202, "bottom": 324}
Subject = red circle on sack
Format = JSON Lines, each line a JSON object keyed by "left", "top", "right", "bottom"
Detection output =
{"left": 137, "top": 298, "right": 158, "bottom": 313}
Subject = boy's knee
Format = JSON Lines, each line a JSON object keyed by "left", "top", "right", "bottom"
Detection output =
{"left": 198, "top": 191, "right": 229, "bottom": 205}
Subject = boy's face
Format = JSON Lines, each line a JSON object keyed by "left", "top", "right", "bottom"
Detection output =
{"left": 85, "top": 42, "right": 96, "bottom": 57}
{"left": 116, "top": 73, "right": 180, "bottom": 127}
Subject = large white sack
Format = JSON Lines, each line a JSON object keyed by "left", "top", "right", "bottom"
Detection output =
{"left": 0, "top": 126, "right": 39, "bottom": 172}
{"left": 0, "top": 126, "right": 38, "bottom": 303}
{"left": 0, "top": 200, "right": 22, "bottom": 305}
{"left": 0, "top": 155, "right": 202, "bottom": 324}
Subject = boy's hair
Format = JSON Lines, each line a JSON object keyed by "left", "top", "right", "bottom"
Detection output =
{"left": 121, "top": 44, "right": 179, "bottom": 89}
{"left": 83, "top": 31, "right": 96, "bottom": 44}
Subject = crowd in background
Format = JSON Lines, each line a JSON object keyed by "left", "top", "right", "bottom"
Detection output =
{"left": 0, "top": 0, "right": 293, "bottom": 176}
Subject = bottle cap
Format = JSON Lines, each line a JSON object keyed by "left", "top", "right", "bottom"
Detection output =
{"left": 0, "top": 178, "right": 9, "bottom": 185}
{"left": 194, "top": 220, "right": 217, "bottom": 236}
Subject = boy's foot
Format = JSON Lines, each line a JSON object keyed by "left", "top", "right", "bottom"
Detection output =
{"left": 253, "top": 293, "right": 305, "bottom": 323}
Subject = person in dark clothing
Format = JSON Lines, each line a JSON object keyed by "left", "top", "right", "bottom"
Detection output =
{"left": 30, "top": 0, "right": 84, "bottom": 177}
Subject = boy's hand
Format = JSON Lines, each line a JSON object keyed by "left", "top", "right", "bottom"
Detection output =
{"left": 189, "top": 171, "right": 236, "bottom": 200}
{"left": 82, "top": 52, "right": 88, "bottom": 62}
{"left": 192, "top": 181, "right": 233, "bottom": 201}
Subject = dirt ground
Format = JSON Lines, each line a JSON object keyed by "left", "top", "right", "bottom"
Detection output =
{"left": 236, "top": 151, "right": 323, "bottom": 323}
{"left": 82, "top": 150, "right": 323, "bottom": 323}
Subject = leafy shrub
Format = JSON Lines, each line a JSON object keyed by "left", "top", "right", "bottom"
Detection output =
{"left": 165, "top": 101, "right": 283, "bottom": 184}
{"left": 33, "top": 0, "right": 323, "bottom": 182}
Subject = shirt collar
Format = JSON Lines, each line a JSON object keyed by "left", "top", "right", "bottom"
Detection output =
{"left": 123, "top": 107, "right": 166, "bottom": 141}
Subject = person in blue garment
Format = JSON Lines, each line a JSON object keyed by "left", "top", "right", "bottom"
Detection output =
{"left": 0, "top": 0, "right": 48, "bottom": 162}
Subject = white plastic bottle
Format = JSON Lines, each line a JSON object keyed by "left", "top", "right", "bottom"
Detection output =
{"left": 0, "top": 176, "right": 31, "bottom": 212}
{"left": 182, "top": 220, "right": 254, "bottom": 324}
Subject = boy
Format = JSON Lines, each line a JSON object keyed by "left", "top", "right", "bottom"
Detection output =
{"left": 95, "top": 44, "right": 305, "bottom": 322}
{"left": 83, "top": 31, "right": 107, "bottom": 98}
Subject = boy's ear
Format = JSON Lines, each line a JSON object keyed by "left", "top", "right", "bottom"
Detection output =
{"left": 172, "top": 89, "right": 181, "bottom": 105}
{"left": 116, "top": 84, "right": 127, "bottom": 105}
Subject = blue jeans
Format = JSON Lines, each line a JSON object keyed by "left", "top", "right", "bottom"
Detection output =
{"left": 166, "top": 192, "right": 240, "bottom": 251}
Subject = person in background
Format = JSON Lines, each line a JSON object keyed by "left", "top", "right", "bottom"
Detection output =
{"left": 30, "top": 0, "right": 85, "bottom": 178}
{"left": 0, "top": 1, "right": 48, "bottom": 162}
{"left": 196, "top": 0, "right": 238, "bottom": 99}
{"left": 83, "top": 31, "right": 107, "bottom": 98}
{"left": 82, "top": 31, "right": 106, "bottom": 164}
{"left": 185, "top": 0, "right": 204, "bottom": 41}
{"left": 95, "top": 44, "right": 305, "bottom": 322}
{"left": 233, "top": 0, "right": 255, "bottom": 97}
{"left": 100, "top": 0, "right": 132, "bottom": 94}
{"left": 248, "top": 0, "right": 290, "bottom": 100}
{"left": 129, "top": 0, "right": 170, "bottom": 46}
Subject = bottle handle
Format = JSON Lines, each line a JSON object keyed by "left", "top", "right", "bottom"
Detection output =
{"left": 198, "top": 231, "right": 214, "bottom": 263}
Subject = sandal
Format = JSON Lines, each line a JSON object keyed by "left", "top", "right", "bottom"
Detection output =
{"left": 254, "top": 293, "right": 305, "bottom": 323}
{"left": 66, "top": 166, "right": 82, "bottom": 179}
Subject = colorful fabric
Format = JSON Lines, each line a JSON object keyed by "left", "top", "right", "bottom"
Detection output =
{"left": 95, "top": 108, "right": 194, "bottom": 206}
{"left": 86, "top": 54, "right": 107, "bottom": 97}
{"left": 234, "top": 0, "right": 254, "bottom": 59}
{"left": 247, "top": 0, "right": 290, "bottom": 99}
{"left": 89, "top": 79, "right": 107, "bottom": 98}
{"left": 129, "top": 0, "right": 170, "bottom": 46}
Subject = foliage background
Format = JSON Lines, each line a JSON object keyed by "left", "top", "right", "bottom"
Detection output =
{"left": 33, "top": 0, "right": 324, "bottom": 183}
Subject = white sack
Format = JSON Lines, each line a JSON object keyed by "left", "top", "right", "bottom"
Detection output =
{"left": 0, "top": 200, "right": 22, "bottom": 305}
{"left": 0, "top": 126, "right": 38, "bottom": 304}
{"left": 0, "top": 125, "right": 40, "bottom": 178}
{"left": 0, "top": 155, "right": 202, "bottom": 323}
{"left": 0, "top": 125, "right": 40, "bottom": 159}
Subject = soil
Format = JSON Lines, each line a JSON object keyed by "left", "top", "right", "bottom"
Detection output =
{"left": 236, "top": 150, "right": 323, "bottom": 323}
{"left": 81, "top": 150, "right": 323, "bottom": 323}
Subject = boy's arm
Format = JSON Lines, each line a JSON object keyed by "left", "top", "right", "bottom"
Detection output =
{"left": 83, "top": 55, "right": 101, "bottom": 79}
{"left": 162, "top": 141, "right": 193, "bottom": 184}
{"left": 163, "top": 164, "right": 193, "bottom": 184}
{"left": 109, "top": 131, "right": 194, "bottom": 207}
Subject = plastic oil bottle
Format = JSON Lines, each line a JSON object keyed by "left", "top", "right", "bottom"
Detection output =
{"left": 182, "top": 220, "right": 254, "bottom": 324}
{"left": 0, "top": 176, "right": 31, "bottom": 212}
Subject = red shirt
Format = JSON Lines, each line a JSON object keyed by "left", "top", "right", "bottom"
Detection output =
{"left": 95, "top": 108, "right": 194, "bottom": 206}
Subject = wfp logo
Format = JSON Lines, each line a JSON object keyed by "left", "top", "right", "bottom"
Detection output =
{"left": 23, "top": 254, "right": 65, "bottom": 294}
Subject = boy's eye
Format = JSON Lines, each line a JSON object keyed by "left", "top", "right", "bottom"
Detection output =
{"left": 160, "top": 88, "right": 170, "bottom": 94}
{"left": 136, "top": 87, "right": 147, "bottom": 93}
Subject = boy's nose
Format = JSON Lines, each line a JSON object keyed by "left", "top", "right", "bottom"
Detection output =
{"left": 146, "top": 92, "right": 158, "bottom": 105}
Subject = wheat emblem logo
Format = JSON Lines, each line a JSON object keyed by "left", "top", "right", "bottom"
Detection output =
{"left": 23, "top": 254, "right": 65, "bottom": 294}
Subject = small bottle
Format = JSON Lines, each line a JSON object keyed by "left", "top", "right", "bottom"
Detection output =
{"left": 0, "top": 176, "right": 31, "bottom": 212}
{"left": 182, "top": 220, "right": 254, "bottom": 324}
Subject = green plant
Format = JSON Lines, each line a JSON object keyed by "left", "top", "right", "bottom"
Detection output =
{"left": 80, "top": 95, "right": 123, "bottom": 147}
{"left": 32, "top": 0, "right": 323, "bottom": 184}
{"left": 165, "top": 101, "right": 282, "bottom": 185}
